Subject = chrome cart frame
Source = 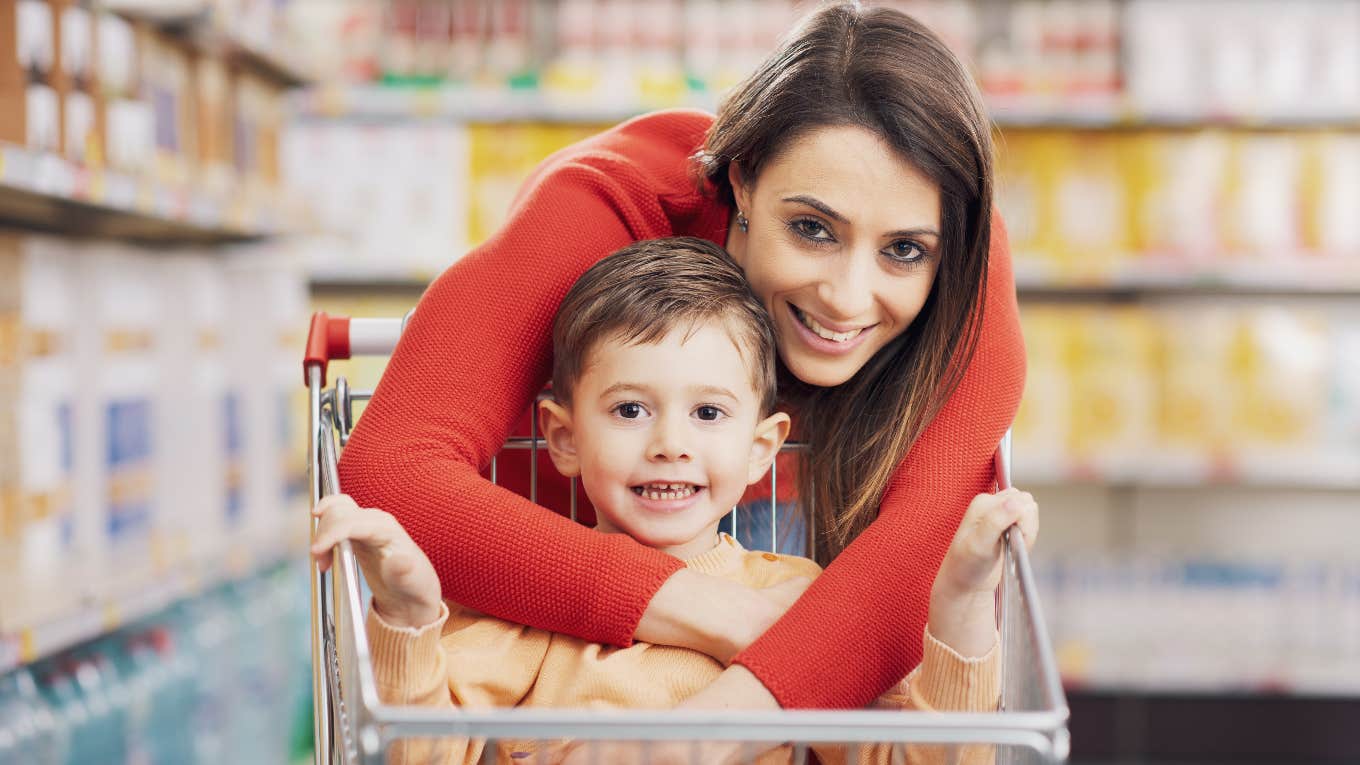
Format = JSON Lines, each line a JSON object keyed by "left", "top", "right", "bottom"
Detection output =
{"left": 303, "top": 313, "right": 1070, "bottom": 764}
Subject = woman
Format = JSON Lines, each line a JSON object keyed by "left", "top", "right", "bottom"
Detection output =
{"left": 338, "top": 1, "right": 1024, "bottom": 718}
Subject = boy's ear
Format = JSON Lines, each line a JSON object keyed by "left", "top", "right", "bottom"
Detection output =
{"left": 538, "top": 399, "right": 580, "bottom": 478}
{"left": 747, "top": 411, "right": 791, "bottom": 485}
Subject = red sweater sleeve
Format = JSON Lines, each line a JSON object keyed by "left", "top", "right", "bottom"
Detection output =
{"left": 733, "top": 214, "right": 1027, "bottom": 709}
{"left": 337, "top": 111, "right": 726, "bottom": 646}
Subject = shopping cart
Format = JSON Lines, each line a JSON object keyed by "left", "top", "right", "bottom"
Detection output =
{"left": 303, "top": 312, "right": 1070, "bottom": 765}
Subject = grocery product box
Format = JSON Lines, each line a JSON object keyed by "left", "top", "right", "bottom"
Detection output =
{"left": 139, "top": 24, "right": 198, "bottom": 183}
{"left": 224, "top": 249, "right": 308, "bottom": 532}
{"left": 0, "top": 1, "right": 54, "bottom": 148}
{"left": 1, "top": 2, "right": 106, "bottom": 159}
{"left": 155, "top": 253, "right": 231, "bottom": 564}
{"left": 233, "top": 70, "right": 283, "bottom": 188}
{"left": 78, "top": 244, "right": 161, "bottom": 598}
{"left": 97, "top": 10, "right": 153, "bottom": 173}
{"left": 58, "top": 0, "right": 102, "bottom": 164}
{"left": 192, "top": 52, "right": 233, "bottom": 190}
{"left": 0, "top": 234, "right": 84, "bottom": 633}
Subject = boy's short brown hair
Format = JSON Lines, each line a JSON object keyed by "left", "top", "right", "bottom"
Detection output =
{"left": 551, "top": 237, "right": 777, "bottom": 414}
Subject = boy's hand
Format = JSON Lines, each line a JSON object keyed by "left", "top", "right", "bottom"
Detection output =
{"left": 311, "top": 494, "right": 443, "bottom": 630}
{"left": 928, "top": 488, "right": 1038, "bottom": 657}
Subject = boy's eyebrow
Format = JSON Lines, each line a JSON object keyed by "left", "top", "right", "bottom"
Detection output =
{"left": 598, "top": 382, "right": 741, "bottom": 402}
{"left": 599, "top": 382, "right": 651, "bottom": 398}
{"left": 691, "top": 385, "right": 740, "bottom": 402}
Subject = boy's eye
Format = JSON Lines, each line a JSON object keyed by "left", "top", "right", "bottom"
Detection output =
{"left": 694, "top": 405, "right": 723, "bottom": 421}
{"left": 614, "top": 402, "right": 645, "bottom": 419}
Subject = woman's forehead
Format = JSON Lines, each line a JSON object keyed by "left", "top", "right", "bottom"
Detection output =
{"left": 758, "top": 126, "right": 941, "bottom": 230}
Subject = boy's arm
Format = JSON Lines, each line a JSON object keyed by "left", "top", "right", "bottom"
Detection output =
{"left": 366, "top": 604, "right": 472, "bottom": 765}
{"left": 367, "top": 603, "right": 555, "bottom": 765}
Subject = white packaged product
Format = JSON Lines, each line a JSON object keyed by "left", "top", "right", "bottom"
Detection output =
{"left": 155, "top": 253, "right": 231, "bottom": 565}
{"left": 0, "top": 235, "right": 83, "bottom": 633}
{"left": 78, "top": 244, "right": 161, "bottom": 598}
{"left": 60, "top": 4, "right": 93, "bottom": 82}
{"left": 16, "top": 1, "right": 55, "bottom": 74}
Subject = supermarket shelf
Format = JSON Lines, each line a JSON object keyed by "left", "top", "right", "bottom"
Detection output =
{"left": 1014, "top": 261, "right": 1360, "bottom": 298}
{"left": 101, "top": 1, "right": 313, "bottom": 86}
{"left": 0, "top": 143, "right": 286, "bottom": 243}
{"left": 0, "top": 515, "right": 308, "bottom": 675}
{"left": 291, "top": 85, "right": 1360, "bottom": 129}
{"left": 310, "top": 273, "right": 431, "bottom": 293}
{"left": 290, "top": 84, "right": 686, "bottom": 124}
{"left": 185, "top": 28, "right": 315, "bottom": 88}
{"left": 989, "top": 98, "right": 1360, "bottom": 130}
{"left": 1017, "top": 455, "right": 1360, "bottom": 491}
{"left": 98, "top": 0, "right": 208, "bottom": 24}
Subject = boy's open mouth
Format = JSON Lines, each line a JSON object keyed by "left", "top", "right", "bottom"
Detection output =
{"left": 631, "top": 482, "right": 704, "bottom": 501}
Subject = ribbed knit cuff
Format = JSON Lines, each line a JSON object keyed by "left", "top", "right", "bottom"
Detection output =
{"left": 912, "top": 628, "right": 1001, "bottom": 712}
{"left": 366, "top": 600, "right": 449, "bottom": 702}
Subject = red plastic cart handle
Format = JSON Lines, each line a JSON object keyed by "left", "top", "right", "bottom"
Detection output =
{"left": 303, "top": 312, "right": 351, "bottom": 387}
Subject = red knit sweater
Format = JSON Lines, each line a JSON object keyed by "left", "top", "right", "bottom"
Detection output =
{"left": 337, "top": 109, "right": 1026, "bottom": 710}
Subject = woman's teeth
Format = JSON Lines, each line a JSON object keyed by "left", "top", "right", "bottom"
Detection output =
{"left": 796, "top": 307, "right": 864, "bottom": 343}
{"left": 633, "top": 483, "right": 699, "bottom": 501}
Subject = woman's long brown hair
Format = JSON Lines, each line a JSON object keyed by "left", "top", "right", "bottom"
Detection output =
{"left": 693, "top": 3, "right": 994, "bottom": 565}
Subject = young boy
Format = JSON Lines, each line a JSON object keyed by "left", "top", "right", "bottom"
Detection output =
{"left": 311, "top": 237, "right": 1039, "bottom": 765}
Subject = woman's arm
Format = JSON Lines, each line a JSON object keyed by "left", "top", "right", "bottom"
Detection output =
{"left": 732, "top": 214, "right": 1027, "bottom": 709}
{"left": 340, "top": 118, "right": 689, "bottom": 646}
{"left": 338, "top": 111, "right": 760, "bottom": 650}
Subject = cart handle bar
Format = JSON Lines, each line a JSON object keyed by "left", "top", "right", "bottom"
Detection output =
{"left": 302, "top": 312, "right": 406, "bottom": 386}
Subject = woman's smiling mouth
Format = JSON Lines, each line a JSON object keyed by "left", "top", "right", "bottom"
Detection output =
{"left": 788, "top": 303, "right": 876, "bottom": 355}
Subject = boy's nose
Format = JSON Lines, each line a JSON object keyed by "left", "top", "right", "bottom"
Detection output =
{"left": 649, "top": 417, "right": 692, "bottom": 462}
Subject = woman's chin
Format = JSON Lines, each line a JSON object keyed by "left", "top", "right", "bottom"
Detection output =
{"left": 781, "top": 353, "right": 858, "bottom": 388}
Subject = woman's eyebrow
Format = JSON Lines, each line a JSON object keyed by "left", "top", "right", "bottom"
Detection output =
{"left": 886, "top": 226, "right": 941, "bottom": 239}
{"left": 783, "top": 194, "right": 941, "bottom": 238}
{"left": 782, "top": 194, "right": 847, "bottom": 222}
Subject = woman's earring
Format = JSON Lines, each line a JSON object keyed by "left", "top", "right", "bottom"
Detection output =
{"left": 737, "top": 211, "right": 749, "bottom": 233}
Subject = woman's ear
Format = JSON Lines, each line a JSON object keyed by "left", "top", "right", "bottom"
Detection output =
{"left": 538, "top": 399, "right": 580, "bottom": 478}
{"left": 728, "top": 161, "right": 753, "bottom": 215}
{"left": 747, "top": 411, "right": 791, "bottom": 485}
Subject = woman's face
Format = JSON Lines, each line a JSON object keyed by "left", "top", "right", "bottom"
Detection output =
{"left": 727, "top": 125, "right": 942, "bottom": 388}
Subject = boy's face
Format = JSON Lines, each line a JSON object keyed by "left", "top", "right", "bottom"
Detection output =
{"left": 540, "top": 321, "right": 788, "bottom": 560}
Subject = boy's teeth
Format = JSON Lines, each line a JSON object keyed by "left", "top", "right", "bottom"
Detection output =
{"left": 635, "top": 483, "right": 698, "bottom": 501}
{"left": 796, "top": 308, "right": 863, "bottom": 343}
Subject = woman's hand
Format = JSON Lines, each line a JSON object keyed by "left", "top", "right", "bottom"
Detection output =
{"left": 637, "top": 569, "right": 812, "bottom": 664}
{"left": 310, "top": 494, "right": 443, "bottom": 630}
{"left": 928, "top": 487, "right": 1039, "bottom": 657}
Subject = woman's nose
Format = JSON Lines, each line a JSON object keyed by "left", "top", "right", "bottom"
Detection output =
{"left": 648, "top": 414, "right": 692, "bottom": 462}
{"left": 815, "top": 249, "right": 876, "bottom": 321}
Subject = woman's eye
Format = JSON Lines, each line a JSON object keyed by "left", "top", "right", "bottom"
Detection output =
{"left": 614, "top": 403, "right": 645, "bottom": 419}
{"left": 790, "top": 218, "right": 834, "bottom": 242}
{"left": 694, "top": 405, "right": 724, "bottom": 422}
{"left": 885, "top": 239, "right": 927, "bottom": 264}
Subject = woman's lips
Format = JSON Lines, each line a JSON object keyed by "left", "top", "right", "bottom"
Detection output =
{"left": 787, "top": 303, "right": 874, "bottom": 356}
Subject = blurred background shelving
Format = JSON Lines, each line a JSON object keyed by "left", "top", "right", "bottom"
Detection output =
{"left": 3, "top": 0, "right": 1359, "bottom": 763}
{"left": 2, "top": 0, "right": 314, "bottom": 762}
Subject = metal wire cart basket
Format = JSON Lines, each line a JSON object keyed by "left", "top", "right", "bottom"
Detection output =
{"left": 303, "top": 313, "right": 1070, "bottom": 764}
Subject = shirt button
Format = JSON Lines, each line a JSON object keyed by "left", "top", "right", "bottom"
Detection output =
{"left": 762, "top": 553, "right": 778, "bottom": 562}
